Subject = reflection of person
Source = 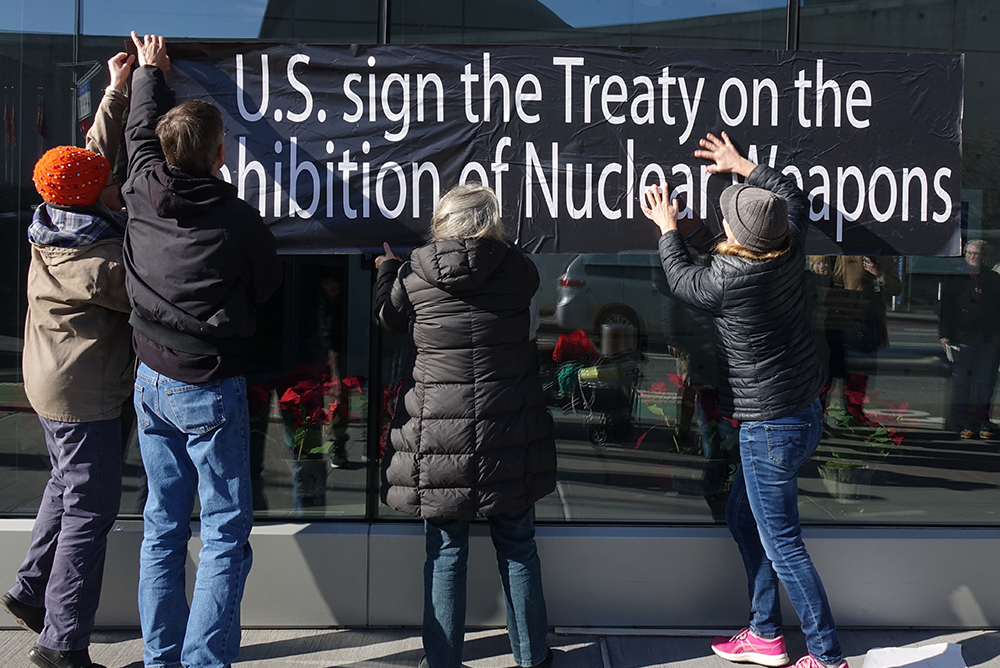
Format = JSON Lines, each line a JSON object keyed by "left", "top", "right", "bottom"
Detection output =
{"left": 375, "top": 184, "right": 556, "bottom": 668}
{"left": 643, "top": 132, "right": 845, "bottom": 668}
{"left": 940, "top": 240, "right": 1000, "bottom": 439}
{"left": 123, "top": 32, "right": 282, "bottom": 668}
{"left": 1, "top": 146, "right": 132, "bottom": 668}
{"left": 316, "top": 275, "right": 350, "bottom": 468}
{"left": 824, "top": 256, "right": 901, "bottom": 423}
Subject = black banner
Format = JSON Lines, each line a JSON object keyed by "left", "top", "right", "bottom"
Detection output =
{"left": 167, "top": 44, "right": 963, "bottom": 256}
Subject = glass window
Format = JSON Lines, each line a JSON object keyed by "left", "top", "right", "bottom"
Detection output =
{"left": 4, "top": 0, "right": 1000, "bottom": 527}
{"left": 389, "top": 0, "right": 786, "bottom": 47}
{"left": 0, "top": 0, "right": 76, "bottom": 35}
{"left": 0, "top": 0, "right": 380, "bottom": 521}
{"left": 241, "top": 257, "right": 373, "bottom": 518}
{"left": 791, "top": 1, "right": 1000, "bottom": 524}
{"left": 80, "top": 0, "right": 269, "bottom": 38}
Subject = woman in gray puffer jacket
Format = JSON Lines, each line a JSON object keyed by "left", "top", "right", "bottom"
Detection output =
{"left": 375, "top": 183, "right": 556, "bottom": 668}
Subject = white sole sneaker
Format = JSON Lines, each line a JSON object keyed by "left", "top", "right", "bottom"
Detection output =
{"left": 712, "top": 645, "right": 790, "bottom": 667}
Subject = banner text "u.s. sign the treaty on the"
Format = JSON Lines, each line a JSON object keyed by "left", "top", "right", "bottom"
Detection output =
{"left": 168, "top": 44, "right": 962, "bottom": 256}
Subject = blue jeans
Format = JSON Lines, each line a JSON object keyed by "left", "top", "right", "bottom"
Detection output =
{"left": 424, "top": 506, "right": 549, "bottom": 668}
{"left": 11, "top": 417, "right": 121, "bottom": 651}
{"left": 134, "top": 364, "right": 253, "bottom": 668}
{"left": 726, "top": 399, "right": 842, "bottom": 664}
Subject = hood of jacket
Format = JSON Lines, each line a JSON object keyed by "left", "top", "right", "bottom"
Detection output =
{"left": 409, "top": 238, "right": 508, "bottom": 294}
{"left": 29, "top": 203, "right": 124, "bottom": 247}
{"left": 148, "top": 163, "right": 238, "bottom": 219}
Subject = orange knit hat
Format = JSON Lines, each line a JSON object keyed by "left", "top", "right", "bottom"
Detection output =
{"left": 33, "top": 146, "right": 110, "bottom": 207}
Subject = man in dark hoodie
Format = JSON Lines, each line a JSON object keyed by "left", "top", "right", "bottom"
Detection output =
{"left": 122, "top": 32, "right": 282, "bottom": 668}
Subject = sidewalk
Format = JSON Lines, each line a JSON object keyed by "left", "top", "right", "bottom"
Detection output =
{"left": 0, "top": 627, "right": 997, "bottom": 668}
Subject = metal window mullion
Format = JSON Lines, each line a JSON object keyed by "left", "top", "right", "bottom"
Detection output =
{"left": 786, "top": 0, "right": 800, "bottom": 51}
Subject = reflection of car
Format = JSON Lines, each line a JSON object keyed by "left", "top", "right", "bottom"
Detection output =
{"left": 555, "top": 254, "right": 675, "bottom": 339}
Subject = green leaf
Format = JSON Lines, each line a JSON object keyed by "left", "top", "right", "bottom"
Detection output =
{"left": 308, "top": 441, "right": 333, "bottom": 456}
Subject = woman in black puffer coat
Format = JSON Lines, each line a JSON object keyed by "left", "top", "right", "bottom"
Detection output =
{"left": 375, "top": 183, "right": 555, "bottom": 668}
{"left": 643, "top": 133, "right": 845, "bottom": 668}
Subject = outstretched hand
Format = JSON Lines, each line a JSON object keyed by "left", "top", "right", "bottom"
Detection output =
{"left": 694, "top": 132, "right": 756, "bottom": 178}
{"left": 107, "top": 52, "right": 135, "bottom": 91}
{"left": 641, "top": 184, "right": 680, "bottom": 236}
{"left": 374, "top": 242, "right": 401, "bottom": 269}
{"left": 130, "top": 31, "right": 170, "bottom": 70}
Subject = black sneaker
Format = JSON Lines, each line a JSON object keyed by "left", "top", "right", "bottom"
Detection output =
{"left": 530, "top": 649, "right": 554, "bottom": 668}
{"left": 28, "top": 644, "right": 105, "bottom": 668}
{"left": 1, "top": 592, "right": 45, "bottom": 633}
{"left": 329, "top": 439, "right": 350, "bottom": 469}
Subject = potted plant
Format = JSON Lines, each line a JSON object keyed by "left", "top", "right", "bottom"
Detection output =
{"left": 636, "top": 379, "right": 738, "bottom": 498}
{"left": 274, "top": 364, "right": 364, "bottom": 513}
{"left": 818, "top": 399, "right": 908, "bottom": 503}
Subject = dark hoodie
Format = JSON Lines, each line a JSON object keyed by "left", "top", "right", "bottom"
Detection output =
{"left": 123, "top": 66, "right": 282, "bottom": 382}
{"left": 375, "top": 238, "right": 556, "bottom": 520}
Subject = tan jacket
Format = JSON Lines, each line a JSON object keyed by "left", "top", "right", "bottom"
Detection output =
{"left": 86, "top": 87, "right": 128, "bottom": 170}
{"left": 832, "top": 256, "right": 902, "bottom": 347}
{"left": 24, "top": 240, "right": 134, "bottom": 422}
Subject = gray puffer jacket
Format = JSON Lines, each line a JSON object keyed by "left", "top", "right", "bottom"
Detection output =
{"left": 657, "top": 164, "right": 825, "bottom": 421}
{"left": 376, "top": 238, "right": 556, "bottom": 520}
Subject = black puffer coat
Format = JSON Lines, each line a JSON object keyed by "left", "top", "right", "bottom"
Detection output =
{"left": 376, "top": 238, "right": 556, "bottom": 520}
{"left": 658, "top": 165, "right": 825, "bottom": 421}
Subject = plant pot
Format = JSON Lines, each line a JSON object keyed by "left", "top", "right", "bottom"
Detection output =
{"left": 818, "top": 464, "right": 874, "bottom": 503}
{"left": 285, "top": 458, "right": 328, "bottom": 513}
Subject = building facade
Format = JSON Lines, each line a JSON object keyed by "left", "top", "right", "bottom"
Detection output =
{"left": 0, "top": 0, "right": 999, "bottom": 629}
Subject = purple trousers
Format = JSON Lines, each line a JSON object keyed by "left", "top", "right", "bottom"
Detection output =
{"left": 9, "top": 416, "right": 122, "bottom": 651}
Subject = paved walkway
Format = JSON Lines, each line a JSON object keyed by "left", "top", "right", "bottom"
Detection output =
{"left": 0, "top": 627, "right": 998, "bottom": 667}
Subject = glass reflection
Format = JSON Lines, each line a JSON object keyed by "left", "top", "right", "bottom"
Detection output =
{"left": 389, "top": 0, "right": 784, "bottom": 46}
{"left": 244, "top": 259, "right": 370, "bottom": 518}
{"left": 81, "top": 0, "right": 268, "bottom": 38}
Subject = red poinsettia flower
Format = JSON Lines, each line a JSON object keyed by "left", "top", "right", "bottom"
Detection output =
{"left": 667, "top": 373, "right": 685, "bottom": 389}
{"left": 844, "top": 389, "right": 870, "bottom": 406}
{"left": 341, "top": 376, "right": 366, "bottom": 392}
{"left": 649, "top": 381, "right": 668, "bottom": 394}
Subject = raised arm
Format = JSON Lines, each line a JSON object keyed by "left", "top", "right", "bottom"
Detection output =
{"left": 85, "top": 52, "right": 134, "bottom": 164}
{"left": 694, "top": 131, "right": 809, "bottom": 236}
{"left": 125, "top": 32, "right": 173, "bottom": 183}
{"left": 374, "top": 243, "right": 411, "bottom": 333}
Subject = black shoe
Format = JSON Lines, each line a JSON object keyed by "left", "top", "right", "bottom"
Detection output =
{"left": 0, "top": 592, "right": 45, "bottom": 633}
{"left": 529, "top": 649, "right": 554, "bottom": 668}
{"left": 28, "top": 644, "right": 105, "bottom": 668}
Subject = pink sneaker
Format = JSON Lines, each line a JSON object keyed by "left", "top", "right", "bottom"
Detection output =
{"left": 793, "top": 654, "right": 848, "bottom": 668}
{"left": 711, "top": 628, "right": 789, "bottom": 667}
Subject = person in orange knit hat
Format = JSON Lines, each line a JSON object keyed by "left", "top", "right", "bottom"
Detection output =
{"left": 33, "top": 145, "right": 110, "bottom": 206}
{"left": 0, "top": 144, "right": 133, "bottom": 668}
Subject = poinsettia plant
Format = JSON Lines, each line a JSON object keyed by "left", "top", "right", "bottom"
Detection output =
{"left": 378, "top": 380, "right": 402, "bottom": 459}
{"left": 271, "top": 364, "right": 365, "bottom": 460}
{"left": 635, "top": 377, "right": 739, "bottom": 454}
{"left": 826, "top": 398, "right": 909, "bottom": 468}
{"left": 635, "top": 378, "right": 682, "bottom": 451}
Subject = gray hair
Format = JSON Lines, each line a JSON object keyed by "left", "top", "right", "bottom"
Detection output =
{"left": 430, "top": 183, "right": 505, "bottom": 242}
